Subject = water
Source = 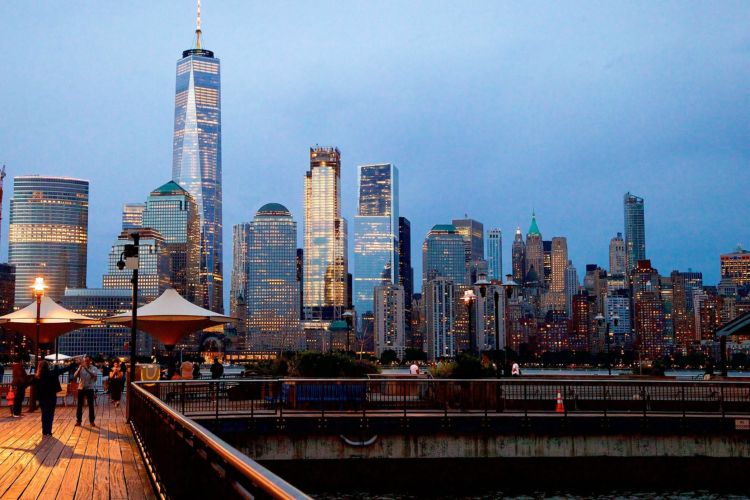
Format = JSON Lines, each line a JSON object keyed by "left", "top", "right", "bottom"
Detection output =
{"left": 317, "top": 492, "right": 749, "bottom": 499}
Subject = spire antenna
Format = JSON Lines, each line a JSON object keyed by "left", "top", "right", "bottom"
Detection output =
{"left": 196, "top": 0, "right": 202, "bottom": 49}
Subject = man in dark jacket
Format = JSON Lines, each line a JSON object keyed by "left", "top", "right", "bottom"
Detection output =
{"left": 33, "top": 360, "right": 75, "bottom": 436}
{"left": 210, "top": 358, "right": 224, "bottom": 379}
{"left": 11, "top": 358, "right": 31, "bottom": 417}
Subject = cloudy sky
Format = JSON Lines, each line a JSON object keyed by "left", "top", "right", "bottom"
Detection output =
{"left": 1, "top": 1, "right": 748, "bottom": 305}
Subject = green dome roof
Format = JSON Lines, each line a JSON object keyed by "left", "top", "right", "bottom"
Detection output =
{"left": 257, "top": 203, "right": 291, "bottom": 216}
{"left": 528, "top": 212, "right": 541, "bottom": 236}
{"left": 152, "top": 180, "right": 188, "bottom": 196}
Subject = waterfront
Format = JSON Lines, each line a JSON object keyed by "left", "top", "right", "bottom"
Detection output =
{"left": 317, "top": 492, "right": 750, "bottom": 499}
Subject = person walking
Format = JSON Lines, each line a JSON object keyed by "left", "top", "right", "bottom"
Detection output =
{"left": 109, "top": 361, "right": 125, "bottom": 407}
{"left": 74, "top": 355, "right": 99, "bottom": 427}
{"left": 32, "top": 360, "right": 74, "bottom": 436}
{"left": 11, "top": 357, "right": 31, "bottom": 418}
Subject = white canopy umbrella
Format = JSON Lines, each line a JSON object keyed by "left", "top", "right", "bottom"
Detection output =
{"left": 44, "top": 353, "right": 73, "bottom": 361}
{"left": 103, "top": 288, "right": 235, "bottom": 349}
{"left": 0, "top": 296, "right": 98, "bottom": 345}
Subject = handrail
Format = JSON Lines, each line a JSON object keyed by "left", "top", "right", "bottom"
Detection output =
{"left": 131, "top": 382, "right": 310, "bottom": 499}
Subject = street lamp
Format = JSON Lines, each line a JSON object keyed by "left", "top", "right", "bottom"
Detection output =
{"left": 595, "top": 312, "right": 619, "bottom": 376}
{"left": 462, "top": 289, "right": 477, "bottom": 355}
{"left": 342, "top": 310, "right": 353, "bottom": 354}
{"left": 117, "top": 233, "right": 139, "bottom": 422}
{"left": 31, "top": 277, "right": 47, "bottom": 365}
{"left": 475, "top": 273, "right": 491, "bottom": 354}
{"left": 501, "top": 275, "right": 519, "bottom": 376}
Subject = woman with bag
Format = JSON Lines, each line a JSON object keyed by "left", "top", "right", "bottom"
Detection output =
{"left": 109, "top": 361, "right": 125, "bottom": 407}
{"left": 10, "top": 357, "right": 31, "bottom": 418}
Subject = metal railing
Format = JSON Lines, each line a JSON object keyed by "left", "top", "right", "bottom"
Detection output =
{"left": 129, "top": 382, "right": 310, "bottom": 499}
{"left": 139, "top": 377, "right": 750, "bottom": 420}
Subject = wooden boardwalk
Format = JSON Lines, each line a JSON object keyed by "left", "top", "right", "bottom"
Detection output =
{"left": 0, "top": 402, "right": 155, "bottom": 499}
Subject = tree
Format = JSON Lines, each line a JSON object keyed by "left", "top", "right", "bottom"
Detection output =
{"left": 403, "top": 348, "right": 427, "bottom": 362}
{"left": 379, "top": 349, "right": 399, "bottom": 365}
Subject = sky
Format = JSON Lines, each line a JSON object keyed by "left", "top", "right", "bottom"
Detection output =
{"left": 1, "top": 1, "right": 748, "bottom": 307}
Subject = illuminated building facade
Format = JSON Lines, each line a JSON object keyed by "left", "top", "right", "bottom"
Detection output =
{"left": 452, "top": 217, "right": 484, "bottom": 265}
{"left": 511, "top": 227, "right": 525, "bottom": 284}
{"left": 102, "top": 229, "right": 170, "bottom": 300}
{"left": 635, "top": 291, "right": 666, "bottom": 359}
{"left": 230, "top": 222, "right": 251, "bottom": 335}
{"left": 0, "top": 264, "right": 15, "bottom": 314}
{"left": 422, "top": 225, "right": 465, "bottom": 286}
{"left": 245, "top": 204, "right": 303, "bottom": 351}
{"left": 373, "top": 284, "right": 406, "bottom": 358}
{"left": 304, "top": 147, "right": 348, "bottom": 321}
{"left": 172, "top": 6, "right": 223, "bottom": 312}
{"left": 353, "top": 164, "right": 399, "bottom": 323}
{"left": 487, "top": 228, "right": 502, "bottom": 282}
{"left": 424, "top": 278, "right": 455, "bottom": 360}
{"left": 624, "top": 192, "right": 646, "bottom": 273}
{"left": 720, "top": 247, "right": 750, "bottom": 287}
{"left": 9, "top": 176, "right": 89, "bottom": 306}
{"left": 59, "top": 288, "right": 149, "bottom": 357}
{"left": 609, "top": 232, "right": 626, "bottom": 276}
{"left": 122, "top": 203, "right": 145, "bottom": 230}
{"left": 525, "top": 213, "right": 544, "bottom": 288}
{"left": 142, "top": 181, "right": 201, "bottom": 304}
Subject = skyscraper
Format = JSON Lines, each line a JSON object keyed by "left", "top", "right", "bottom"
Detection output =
{"left": 564, "top": 261, "right": 578, "bottom": 316}
{"left": 550, "top": 237, "right": 568, "bottom": 293}
{"left": 102, "top": 229, "right": 170, "bottom": 300}
{"left": 422, "top": 225, "right": 465, "bottom": 286}
{"left": 230, "top": 222, "right": 251, "bottom": 335}
{"left": 525, "top": 213, "right": 544, "bottom": 287}
{"left": 511, "top": 227, "right": 525, "bottom": 284}
{"left": 9, "top": 176, "right": 89, "bottom": 306}
{"left": 172, "top": 3, "right": 223, "bottom": 312}
{"left": 142, "top": 181, "right": 201, "bottom": 304}
{"left": 122, "top": 203, "right": 146, "bottom": 230}
{"left": 487, "top": 228, "right": 502, "bottom": 282}
{"left": 424, "top": 278, "right": 455, "bottom": 360}
{"left": 397, "top": 217, "right": 413, "bottom": 312}
{"left": 720, "top": 246, "right": 750, "bottom": 287}
{"left": 373, "top": 284, "right": 406, "bottom": 359}
{"left": 245, "top": 203, "right": 303, "bottom": 351}
{"left": 452, "top": 218, "right": 484, "bottom": 263}
{"left": 624, "top": 192, "right": 646, "bottom": 273}
{"left": 609, "top": 232, "right": 626, "bottom": 276}
{"left": 304, "top": 147, "right": 348, "bottom": 320}
{"left": 353, "top": 164, "right": 399, "bottom": 321}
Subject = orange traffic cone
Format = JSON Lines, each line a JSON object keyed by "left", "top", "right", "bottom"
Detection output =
{"left": 555, "top": 391, "right": 565, "bottom": 413}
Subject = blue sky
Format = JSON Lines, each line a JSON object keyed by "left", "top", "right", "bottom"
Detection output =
{"left": 1, "top": 1, "right": 748, "bottom": 305}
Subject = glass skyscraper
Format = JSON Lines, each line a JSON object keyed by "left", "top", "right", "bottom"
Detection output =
{"left": 624, "top": 192, "right": 646, "bottom": 273}
{"left": 304, "top": 147, "right": 348, "bottom": 321}
{"left": 244, "top": 203, "right": 303, "bottom": 351}
{"left": 353, "top": 164, "right": 399, "bottom": 322}
{"left": 422, "top": 225, "right": 465, "bottom": 286}
{"left": 122, "top": 203, "right": 145, "bottom": 230}
{"left": 230, "top": 222, "right": 251, "bottom": 325}
{"left": 172, "top": 7, "right": 223, "bottom": 312}
{"left": 142, "top": 181, "right": 201, "bottom": 305}
{"left": 102, "top": 229, "right": 170, "bottom": 301}
{"left": 487, "top": 228, "right": 502, "bottom": 281}
{"left": 452, "top": 218, "right": 484, "bottom": 264}
{"left": 8, "top": 176, "right": 89, "bottom": 306}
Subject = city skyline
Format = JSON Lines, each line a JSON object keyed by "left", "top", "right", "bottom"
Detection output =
{"left": 1, "top": 2, "right": 748, "bottom": 308}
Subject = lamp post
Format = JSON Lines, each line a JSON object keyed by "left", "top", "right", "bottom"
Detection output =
{"left": 31, "top": 277, "right": 47, "bottom": 366}
{"left": 117, "top": 233, "right": 139, "bottom": 422}
{"left": 595, "top": 312, "right": 620, "bottom": 376}
{"left": 501, "top": 275, "right": 519, "bottom": 376}
{"left": 462, "top": 289, "right": 477, "bottom": 355}
{"left": 342, "top": 310, "right": 353, "bottom": 354}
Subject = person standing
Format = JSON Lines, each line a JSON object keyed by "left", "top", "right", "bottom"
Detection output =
{"left": 193, "top": 361, "right": 202, "bottom": 380}
{"left": 108, "top": 361, "right": 125, "bottom": 407}
{"left": 33, "top": 360, "right": 74, "bottom": 436}
{"left": 210, "top": 358, "right": 224, "bottom": 380}
{"left": 74, "top": 355, "right": 99, "bottom": 427}
{"left": 11, "top": 357, "right": 31, "bottom": 418}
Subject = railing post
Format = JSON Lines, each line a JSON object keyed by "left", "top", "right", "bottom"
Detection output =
{"left": 720, "top": 385, "right": 725, "bottom": 423}
{"left": 403, "top": 380, "right": 408, "bottom": 419}
{"left": 681, "top": 385, "right": 686, "bottom": 420}
{"left": 181, "top": 382, "right": 186, "bottom": 414}
{"left": 215, "top": 381, "right": 220, "bottom": 423}
{"left": 523, "top": 383, "right": 528, "bottom": 420}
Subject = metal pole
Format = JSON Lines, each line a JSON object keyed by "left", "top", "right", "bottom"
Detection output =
{"left": 467, "top": 299, "right": 474, "bottom": 355}
{"left": 128, "top": 233, "right": 139, "bottom": 423}
{"left": 494, "top": 291, "right": 500, "bottom": 378}
{"left": 606, "top": 323, "right": 611, "bottom": 376}
{"left": 35, "top": 296, "right": 41, "bottom": 365}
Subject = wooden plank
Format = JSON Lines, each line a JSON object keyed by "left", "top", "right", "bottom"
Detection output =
{"left": 92, "top": 420, "right": 111, "bottom": 499}
{"left": 118, "top": 420, "right": 151, "bottom": 499}
{"left": 0, "top": 416, "right": 38, "bottom": 468}
{"left": 72, "top": 422, "right": 101, "bottom": 500}
{"left": 107, "top": 420, "right": 128, "bottom": 500}
{"left": 7, "top": 419, "right": 75, "bottom": 499}
{"left": 0, "top": 429, "right": 51, "bottom": 497}
{"left": 35, "top": 418, "right": 85, "bottom": 499}
{"left": 58, "top": 415, "right": 98, "bottom": 500}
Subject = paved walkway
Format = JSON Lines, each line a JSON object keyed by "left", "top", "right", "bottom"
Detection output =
{"left": 0, "top": 401, "right": 155, "bottom": 499}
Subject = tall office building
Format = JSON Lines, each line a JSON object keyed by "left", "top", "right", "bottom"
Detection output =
{"left": 609, "top": 232, "right": 626, "bottom": 276}
{"left": 102, "top": 229, "right": 170, "bottom": 300}
{"left": 398, "top": 217, "right": 413, "bottom": 310}
{"left": 564, "top": 261, "right": 578, "bottom": 316}
{"left": 487, "top": 228, "right": 502, "bottom": 281}
{"left": 624, "top": 193, "right": 646, "bottom": 273}
{"left": 424, "top": 278, "right": 455, "bottom": 360}
{"left": 353, "top": 164, "right": 399, "bottom": 321}
{"left": 373, "top": 284, "right": 406, "bottom": 359}
{"left": 452, "top": 218, "right": 484, "bottom": 263}
{"left": 671, "top": 270, "right": 702, "bottom": 350}
{"left": 511, "top": 227, "right": 525, "bottom": 284}
{"left": 304, "top": 147, "right": 348, "bottom": 320}
{"left": 229, "top": 222, "right": 251, "bottom": 334}
{"left": 720, "top": 246, "right": 750, "bottom": 287}
{"left": 605, "top": 291, "right": 631, "bottom": 347}
{"left": 122, "top": 203, "right": 145, "bottom": 230}
{"left": 172, "top": 4, "right": 223, "bottom": 312}
{"left": 9, "top": 176, "right": 89, "bottom": 305}
{"left": 245, "top": 203, "right": 303, "bottom": 351}
{"left": 525, "top": 213, "right": 544, "bottom": 287}
{"left": 550, "top": 237, "right": 568, "bottom": 293}
{"left": 422, "top": 225, "right": 465, "bottom": 286}
{"left": 635, "top": 291, "right": 666, "bottom": 359}
{"left": 142, "top": 181, "right": 201, "bottom": 304}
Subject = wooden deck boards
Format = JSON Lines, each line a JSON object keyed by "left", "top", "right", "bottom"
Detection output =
{"left": 0, "top": 403, "right": 155, "bottom": 499}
